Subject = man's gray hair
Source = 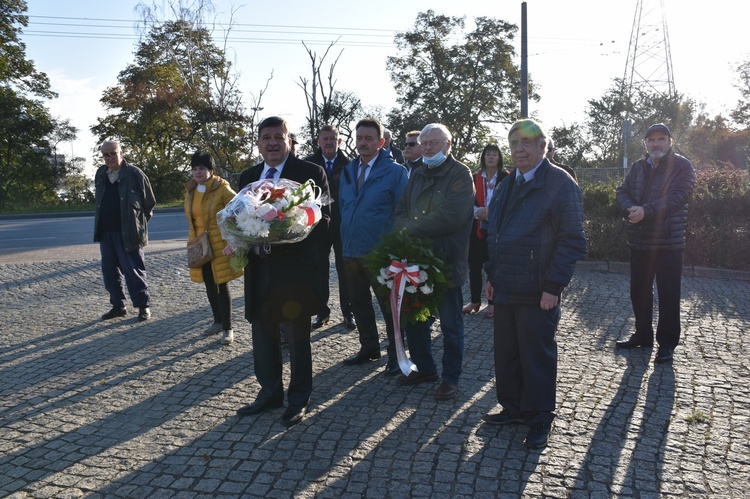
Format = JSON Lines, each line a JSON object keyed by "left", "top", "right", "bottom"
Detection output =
{"left": 101, "top": 140, "right": 121, "bottom": 152}
{"left": 420, "top": 123, "right": 452, "bottom": 143}
{"left": 508, "top": 119, "right": 547, "bottom": 149}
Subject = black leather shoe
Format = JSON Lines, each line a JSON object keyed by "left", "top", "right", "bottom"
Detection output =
{"left": 343, "top": 349, "right": 381, "bottom": 365}
{"left": 236, "top": 398, "right": 283, "bottom": 416}
{"left": 525, "top": 422, "right": 552, "bottom": 450}
{"left": 101, "top": 307, "right": 127, "bottom": 320}
{"left": 312, "top": 314, "right": 330, "bottom": 329}
{"left": 138, "top": 307, "right": 151, "bottom": 321}
{"left": 482, "top": 411, "right": 523, "bottom": 426}
{"left": 615, "top": 335, "right": 653, "bottom": 349}
{"left": 654, "top": 346, "right": 674, "bottom": 363}
{"left": 383, "top": 360, "right": 401, "bottom": 377}
{"left": 397, "top": 370, "right": 438, "bottom": 386}
{"left": 281, "top": 406, "right": 307, "bottom": 427}
{"left": 344, "top": 313, "right": 357, "bottom": 330}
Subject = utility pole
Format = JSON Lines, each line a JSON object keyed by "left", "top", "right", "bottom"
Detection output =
{"left": 520, "top": 2, "right": 528, "bottom": 118}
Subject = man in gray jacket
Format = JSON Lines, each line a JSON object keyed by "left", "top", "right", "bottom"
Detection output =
{"left": 93, "top": 140, "right": 156, "bottom": 322}
{"left": 615, "top": 123, "right": 695, "bottom": 364}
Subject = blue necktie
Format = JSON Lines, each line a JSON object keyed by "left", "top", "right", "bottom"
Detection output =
{"left": 325, "top": 160, "right": 333, "bottom": 176}
{"left": 265, "top": 167, "right": 278, "bottom": 179}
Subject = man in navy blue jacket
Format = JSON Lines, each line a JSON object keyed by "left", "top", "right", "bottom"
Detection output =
{"left": 483, "top": 119, "right": 587, "bottom": 450}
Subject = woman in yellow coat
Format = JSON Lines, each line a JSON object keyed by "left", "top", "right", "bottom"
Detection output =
{"left": 184, "top": 151, "right": 243, "bottom": 345}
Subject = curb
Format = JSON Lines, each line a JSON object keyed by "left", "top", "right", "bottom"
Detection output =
{"left": 0, "top": 206, "right": 184, "bottom": 220}
{"left": 576, "top": 260, "right": 750, "bottom": 281}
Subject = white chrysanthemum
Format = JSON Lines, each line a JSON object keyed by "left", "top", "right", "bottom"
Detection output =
{"left": 380, "top": 268, "right": 390, "bottom": 279}
{"left": 418, "top": 270, "right": 428, "bottom": 283}
{"left": 376, "top": 275, "right": 386, "bottom": 285}
{"left": 236, "top": 211, "right": 270, "bottom": 237}
{"left": 405, "top": 285, "right": 418, "bottom": 293}
{"left": 420, "top": 284, "right": 433, "bottom": 295}
{"left": 386, "top": 280, "right": 393, "bottom": 289}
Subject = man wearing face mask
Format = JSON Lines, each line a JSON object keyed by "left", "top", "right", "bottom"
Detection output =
{"left": 615, "top": 123, "right": 695, "bottom": 364}
{"left": 394, "top": 123, "right": 475, "bottom": 401}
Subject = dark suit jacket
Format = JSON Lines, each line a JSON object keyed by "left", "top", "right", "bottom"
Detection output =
{"left": 387, "top": 147, "right": 404, "bottom": 164}
{"left": 304, "top": 148, "right": 351, "bottom": 234}
{"left": 404, "top": 157, "right": 423, "bottom": 178}
{"left": 238, "top": 155, "right": 330, "bottom": 322}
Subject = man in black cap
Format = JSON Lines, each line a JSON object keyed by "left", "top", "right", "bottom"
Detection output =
{"left": 614, "top": 123, "right": 695, "bottom": 364}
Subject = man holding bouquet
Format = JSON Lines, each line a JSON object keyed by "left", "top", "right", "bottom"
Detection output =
{"left": 231, "top": 116, "right": 330, "bottom": 428}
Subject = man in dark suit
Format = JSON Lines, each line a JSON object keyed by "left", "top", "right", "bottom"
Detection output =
{"left": 402, "top": 130, "right": 424, "bottom": 178}
{"left": 304, "top": 125, "right": 355, "bottom": 330}
{"left": 231, "top": 116, "right": 330, "bottom": 428}
{"left": 383, "top": 128, "right": 404, "bottom": 164}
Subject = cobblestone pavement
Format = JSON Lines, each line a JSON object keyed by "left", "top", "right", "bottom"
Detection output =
{"left": 1, "top": 246, "right": 749, "bottom": 498}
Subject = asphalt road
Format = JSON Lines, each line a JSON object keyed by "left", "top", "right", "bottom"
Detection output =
{"left": 0, "top": 210, "right": 188, "bottom": 263}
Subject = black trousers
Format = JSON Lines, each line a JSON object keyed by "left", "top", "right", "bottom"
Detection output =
{"left": 343, "top": 258, "right": 396, "bottom": 358}
{"left": 494, "top": 302, "right": 560, "bottom": 424}
{"left": 467, "top": 222, "right": 491, "bottom": 305}
{"left": 317, "top": 228, "right": 352, "bottom": 317}
{"left": 629, "top": 248, "right": 684, "bottom": 349}
{"left": 201, "top": 263, "right": 232, "bottom": 330}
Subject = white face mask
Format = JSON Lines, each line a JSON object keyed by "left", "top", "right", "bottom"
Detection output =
{"left": 423, "top": 150, "right": 447, "bottom": 167}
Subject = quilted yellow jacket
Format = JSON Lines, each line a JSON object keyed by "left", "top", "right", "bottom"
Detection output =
{"left": 183, "top": 176, "right": 243, "bottom": 285}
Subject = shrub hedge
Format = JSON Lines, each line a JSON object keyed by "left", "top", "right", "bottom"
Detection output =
{"left": 581, "top": 166, "right": 750, "bottom": 270}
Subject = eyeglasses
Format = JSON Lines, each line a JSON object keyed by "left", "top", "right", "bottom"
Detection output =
{"left": 423, "top": 139, "right": 445, "bottom": 148}
{"left": 102, "top": 152, "right": 119, "bottom": 158}
{"left": 509, "top": 138, "right": 539, "bottom": 150}
{"left": 405, "top": 141, "right": 419, "bottom": 147}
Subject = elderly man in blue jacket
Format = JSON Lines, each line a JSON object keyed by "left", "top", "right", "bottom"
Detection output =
{"left": 339, "top": 117, "right": 408, "bottom": 374}
{"left": 483, "top": 119, "right": 587, "bottom": 450}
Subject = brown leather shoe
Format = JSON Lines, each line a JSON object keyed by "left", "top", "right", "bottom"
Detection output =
{"left": 435, "top": 381, "right": 457, "bottom": 400}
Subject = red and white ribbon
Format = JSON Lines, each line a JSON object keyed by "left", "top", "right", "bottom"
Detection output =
{"left": 385, "top": 259, "right": 420, "bottom": 375}
{"left": 300, "top": 204, "right": 321, "bottom": 226}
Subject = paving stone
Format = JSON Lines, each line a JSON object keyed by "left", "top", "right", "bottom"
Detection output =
{"left": 1, "top": 250, "right": 749, "bottom": 496}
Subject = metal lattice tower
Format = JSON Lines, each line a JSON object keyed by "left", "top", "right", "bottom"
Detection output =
{"left": 623, "top": 0, "right": 675, "bottom": 97}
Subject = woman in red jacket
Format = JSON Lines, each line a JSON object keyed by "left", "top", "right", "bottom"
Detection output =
{"left": 463, "top": 144, "right": 508, "bottom": 318}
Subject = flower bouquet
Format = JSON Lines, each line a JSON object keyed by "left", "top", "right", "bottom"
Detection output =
{"left": 365, "top": 228, "right": 449, "bottom": 375}
{"left": 217, "top": 178, "right": 328, "bottom": 270}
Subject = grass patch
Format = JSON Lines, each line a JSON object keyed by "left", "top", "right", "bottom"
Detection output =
{"left": 684, "top": 410, "right": 709, "bottom": 424}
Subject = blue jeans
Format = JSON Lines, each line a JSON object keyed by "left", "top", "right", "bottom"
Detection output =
{"left": 404, "top": 286, "right": 464, "bottom": 383}
{"left": 99, "top": 231, "right": 150, "bottom": 308}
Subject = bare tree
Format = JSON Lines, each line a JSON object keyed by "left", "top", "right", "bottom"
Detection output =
{"left": 296, "top": 39, "right": 362, "bottom": 155}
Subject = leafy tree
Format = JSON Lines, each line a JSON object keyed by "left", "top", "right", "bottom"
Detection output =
{"left": 93, "top": 1, "right": 263, "bottom": 200}
{"left": 579, "top": 78, "right": 696, "bottom": 169}
{"left": 731, "top": 58, "right": 750, "bottom": 128}
{"left": 0, "top": 0, "right": 77, "bottom": 208}
{"left": 386, "top": 11, "right": 534, "bottom": 159}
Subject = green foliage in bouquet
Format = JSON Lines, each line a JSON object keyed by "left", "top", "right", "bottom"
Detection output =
{"left": 365, "top": 228, "right": 450, "bottom": 325}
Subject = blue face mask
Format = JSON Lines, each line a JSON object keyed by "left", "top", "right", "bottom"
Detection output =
{"left": 423, "top": 151, "right": 447, "bottom": 167}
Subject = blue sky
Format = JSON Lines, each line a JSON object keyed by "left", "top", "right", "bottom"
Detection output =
{"left": 22, "top": 0, "right": 749, "bottom": 174}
